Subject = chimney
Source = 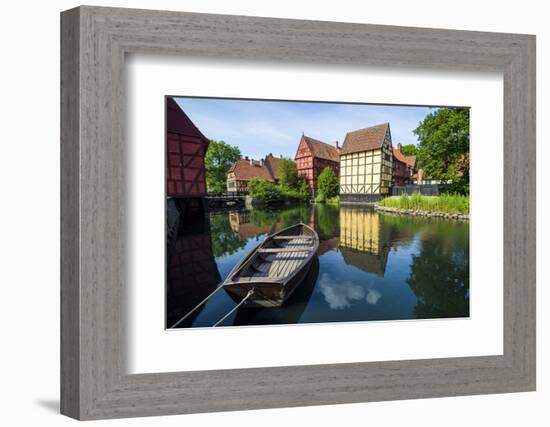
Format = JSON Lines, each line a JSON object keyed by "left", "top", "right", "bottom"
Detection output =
{"left": 397, "top": 143, "right": 402, "bottom": 152}
{"left": 335, "top": 140, "right": 340, "bottom": 150}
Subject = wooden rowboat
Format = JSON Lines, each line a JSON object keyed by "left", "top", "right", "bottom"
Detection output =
{"left": 222, "top": 223, "right": 319, "bottom": 308}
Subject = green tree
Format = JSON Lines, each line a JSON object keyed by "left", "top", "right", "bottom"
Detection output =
{"left": 204, "top": 140, "right": 241, "bottom": 193}
{"left": 247, "top": 178, "right": 282, "bottom": 203}
{"left": 399, "top": 144, "right": 418, "bottom": 157}
{"left": 278, "top": 158, "right": 299, "bottom": 189}
{"left": 413, "top": 108, "right": 470, "bottom": 194}
{"left": 316, "top": 167, "right": 339, "bottom": 200}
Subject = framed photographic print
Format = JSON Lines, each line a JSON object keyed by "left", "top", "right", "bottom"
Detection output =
{"left": 61, "top": 6, "right": 536, "bottom": 420}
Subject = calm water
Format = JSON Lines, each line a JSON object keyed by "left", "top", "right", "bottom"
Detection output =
{"left": 167, "top": 203, "right": 469, "bottom": 328}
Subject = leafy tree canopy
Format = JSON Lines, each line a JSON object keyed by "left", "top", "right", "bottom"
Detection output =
{"left": 413, "top": 108, "right": 470, "bottom": 194}
{"left": 278, "top": 158, "right": 300, "bottom": 190}
{"left": 204, "top": 140, "right": 241, "bottom": 193}
{"left": 316, "top": 167, "right": 339, "bottom": 200}
{"left": 399, "top": 144, "right": 418, "bottom": 157}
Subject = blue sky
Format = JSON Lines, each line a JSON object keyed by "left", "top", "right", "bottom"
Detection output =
{"left": 174, "top": 97, "right": 434, "bottom": 160}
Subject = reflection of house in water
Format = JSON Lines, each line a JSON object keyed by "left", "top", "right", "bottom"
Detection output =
{"left": 228, "top": 210, "right": 273, "bottom": 239}
{"left": 339, "top": 207, "right": 390, "bottom": 276}
{"left": 166, "top": 215, "right": 221, "bottom": 328}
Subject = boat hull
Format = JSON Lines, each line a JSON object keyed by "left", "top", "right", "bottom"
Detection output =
{"left": 224, "top": 256, "right": 314, "bottom": 307}
{"left": 222, "top": 223, "right": 319, "bottom": 308}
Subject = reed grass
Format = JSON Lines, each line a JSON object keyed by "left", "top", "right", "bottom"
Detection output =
{"left": 379, "top": 193, "right": 469, "bottom": 214}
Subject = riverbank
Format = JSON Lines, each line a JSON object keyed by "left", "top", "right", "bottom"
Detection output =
{"left": 375, "top": 204, "right": 469, "bottom": 221}
{"left": 376, "top": 193, "right": 469, "bottom": 221}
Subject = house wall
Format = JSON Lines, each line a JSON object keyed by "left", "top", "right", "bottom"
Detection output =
{"left": 295, "top": 138, "right": 315, "bottom": 189}
{"left": 226, "top": 173, "right": 248, "bottom": 192}
{"left": 339, "top": 132, "right": 392, "bottom": 201}
{"left": 166, "top": 100, "right": 208, "bottom": 197}
{"left": 393, "top": 157, "right": 411, "bottom": 186}
{"left": 166, "top": 132, "right": 208, "bottom": 196}
{"left": 295, "top": 139, "right": 339, "bottom": 190}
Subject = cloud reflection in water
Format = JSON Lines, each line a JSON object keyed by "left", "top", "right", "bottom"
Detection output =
{"left": 318, "top": 273, "right": 381, "bottom": 310}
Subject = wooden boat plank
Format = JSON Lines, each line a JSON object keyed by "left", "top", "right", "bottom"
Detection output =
{"left": 231, "top": 277, "right": 283, "bottom": 284}
{"left": 275, "top": 252, "right": 296, "bottom": 277}
{"left": 266, "top": 254, "right": 284, "bottom": 278}
{"left": 258, "top": 248, "right": 312, "bottom": 253}
{"left": 272, "top": 235, "right": 313, "bottom": 240}
{"left": 281, "top": 251, "right": 300, "bottom": 278}
{"left": 271, "top": 251, "right": 291, "bottom": 277}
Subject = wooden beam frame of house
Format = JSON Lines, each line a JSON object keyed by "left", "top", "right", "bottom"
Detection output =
{"left": 294, "top": 134, "right": 340, "bottom": 196}
{"left": 339, "top": 123, "right": 393, "bottom": 203}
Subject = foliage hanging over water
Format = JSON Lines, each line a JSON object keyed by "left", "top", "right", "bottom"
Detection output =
{"left": 380, "top": 193, "right": 469, "bottom": 214}
{"left": 414, "top": 107, "right": 470, "bottom": 194}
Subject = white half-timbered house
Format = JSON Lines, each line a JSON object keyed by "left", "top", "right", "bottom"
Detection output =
{"left": 339, "top": 123, "right": 393, "bottom": 203}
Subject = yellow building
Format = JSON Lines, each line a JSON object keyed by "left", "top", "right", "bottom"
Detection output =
{"left": 339, "top": 123, "right": 393, "bottom": 203}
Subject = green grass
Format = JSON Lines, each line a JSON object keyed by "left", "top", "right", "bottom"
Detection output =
{"left": 379, "top": 193, "right": 469, "bottom": 214}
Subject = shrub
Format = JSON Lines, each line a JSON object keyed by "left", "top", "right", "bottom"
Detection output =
{"left": 316, "top": 167, "right": 339, "bottom": 201}
{"left": 247, "top": 178, "right": 282, "bottom": 203}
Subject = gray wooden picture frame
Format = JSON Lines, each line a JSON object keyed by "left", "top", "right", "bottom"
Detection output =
{"left": 60, "top": 5, "right": 536, "bottom": 420}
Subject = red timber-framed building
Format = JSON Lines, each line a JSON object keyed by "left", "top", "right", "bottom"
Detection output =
{"left": 166, "top": 97, "right": 209, "bottom": 204}
{"left": 294, "top": 134, "right": 340, "bottom": 196}
{"left": 392, "top": 143, "right": 416, "bottom": 186}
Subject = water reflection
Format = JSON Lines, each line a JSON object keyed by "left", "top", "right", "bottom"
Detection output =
{"left": 167, "top": 203, "right": 470, "bottom": 328}
{"left": 166, "top": 213, "right": 221, "bottom": 328}
{"left": 339, "top": 207, "right": 392, "bottom": 276}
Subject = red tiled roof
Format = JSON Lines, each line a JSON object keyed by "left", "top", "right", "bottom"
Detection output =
{"left": 302, "top": 135, "right": 340, "bottom": 162}
{"left": 264, "top": 154, "right": 283, "bottom": 180}
{"left": 227, "top": 158, "right": 275, "bottom": 181}
{"left": 392, "top": 147, "right": 408, "bottom": 164}
{"left": 404, "top": 155, "right": 416, "bottom": 168}
{"left": 392, "top": 147, "right": 416, "bottom": 168}
{"left": 340, "top": 123, "right": 389, "bottom": 155}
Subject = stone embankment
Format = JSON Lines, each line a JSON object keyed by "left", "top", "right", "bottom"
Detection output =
{"left": 375, "top": 205, "right": 469, "bottom": 221}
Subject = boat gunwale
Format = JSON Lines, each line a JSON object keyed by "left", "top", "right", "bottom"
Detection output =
{"left": 222, "top": 223, "right": 319, "bottom": 288}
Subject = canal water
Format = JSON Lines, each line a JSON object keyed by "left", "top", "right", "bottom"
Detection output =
{"left": 167, "top": 204, "right": 469, "bottom": 328}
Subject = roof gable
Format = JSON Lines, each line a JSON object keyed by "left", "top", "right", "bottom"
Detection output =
{"left": 228, "top": 158, "right": 275, "bottom": 182}
{"left": 340, "top": 123, "right": 390, "bottom": 155}
{"left": 300, "top": 135, "right": 340, "bottom": 162}
{"left": 264, "top": 154, "right": 283, "bottom": 180}
{"left": 166, "top": 97, "right": 209, "bottom": 143}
